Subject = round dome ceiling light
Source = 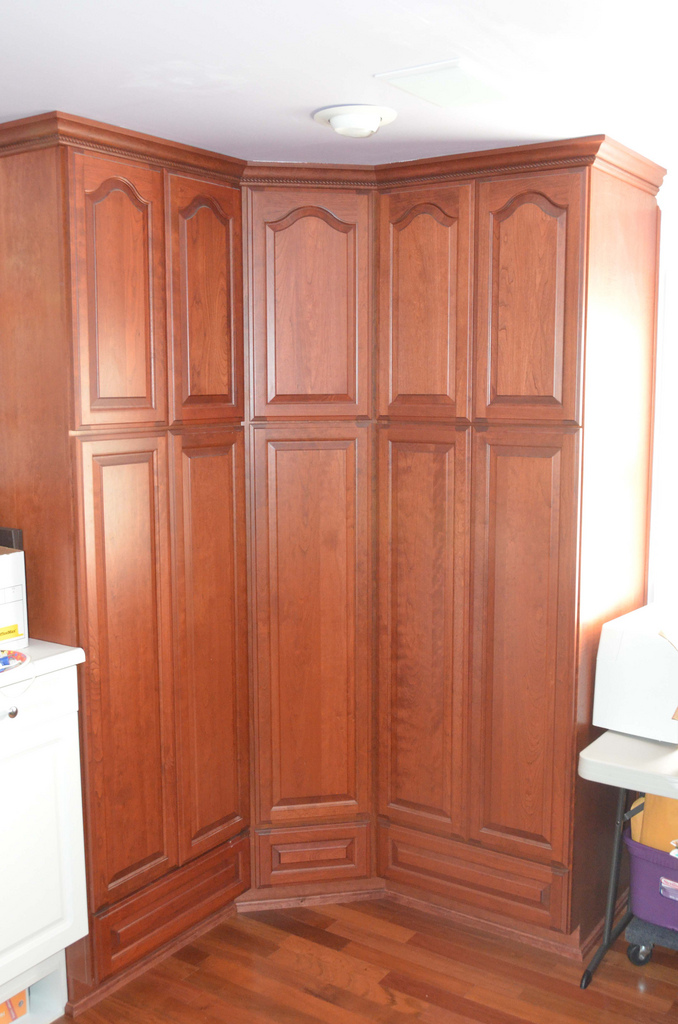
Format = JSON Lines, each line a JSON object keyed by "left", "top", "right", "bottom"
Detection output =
{"left": 313, "top": 105, "right": 397, "bottom": 138}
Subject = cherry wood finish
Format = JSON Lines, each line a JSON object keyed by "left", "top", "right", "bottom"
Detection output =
{"left": 247, "top": 187, "right": 371, "bottom": 419}
{"left": 470, "top": 427, "right": 578, "bottom": 868}
{"left": 0, "top": 114, "right": 666, "bottom": 1006}
{"left": 0, "top": 146, "right": 78, "bottom": 645}
{"left": 378, "top": 183, "right": 473, "bottom": 420}
{"left": 170, "top": 429, "right": 249, "bottom": 864}
{"left": 251, "top": 422, "right": 371, "bottom": 842}
{"left": 77, "top": 433, "right": 178, "bottom": 909}
{"left": 167, "top": 174, "right": 243, "bottom": 423}
{"left": 91, "top": 835, "right": 249, "bottom": 982}
{"left": 70, "top": 152, "right": 168, "bottom": 428}
{"left": 378, "top": 823, "right": 565, "bottom": 931}
{"left": 475, "top": 171, "right": 586, "bottom": 424}
{"left": 256, "top": 823, "right": 370, "bottom": 888}
{"left": 377, "top": 425, "right": 470, "bottom": 840}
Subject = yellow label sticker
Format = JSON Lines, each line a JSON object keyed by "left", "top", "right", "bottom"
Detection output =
{"left": 0, "top": 624, "right": 20, "bottom": 641}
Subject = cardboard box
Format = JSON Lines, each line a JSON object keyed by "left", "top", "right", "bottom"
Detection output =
{"left": 0, "top": 990, "right": 28, "bottom": 1021}
{"left": 0, "top": 547, "right": 28, "bottom": 650}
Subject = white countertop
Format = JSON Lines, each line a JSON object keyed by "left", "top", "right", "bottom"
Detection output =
{"left": 0, "top": 638, "right": 85, "bottom": 690}
{"left": 579, "top": 730, "right": 678, "bottom": 798}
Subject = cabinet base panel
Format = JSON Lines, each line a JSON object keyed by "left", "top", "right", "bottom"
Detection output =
{"left": 236, "top": 876, "right": 386, "bottom": 912}
{"left": 67, "top": 835, "right": 249, "bottom": 1015}
{"left": 66, "top": 901, "right": 238, "bottom": 1017}
{"left": 240, "top": 878, "right": 595, "bottom": 961}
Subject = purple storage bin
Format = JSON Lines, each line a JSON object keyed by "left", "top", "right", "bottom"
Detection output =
{"left": 625, "top": 832, "right": 678, "bottom": 931}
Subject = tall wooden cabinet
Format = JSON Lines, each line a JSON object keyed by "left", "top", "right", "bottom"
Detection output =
{"left": 0, "top": 114, "right": 664, "bottom": 1010}
{"left": 244, "top": 186, "right": 374, "bottom": 890}
{"left": 0, "top": 117, "right": 250, "bottom": 1004}
{"left": 375, "top": 153, "right": 662, "bottom": 945}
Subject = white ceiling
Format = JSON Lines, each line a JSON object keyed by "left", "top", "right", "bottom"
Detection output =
{"left": 0, "top": 0, "right": 674, "bottom": 171}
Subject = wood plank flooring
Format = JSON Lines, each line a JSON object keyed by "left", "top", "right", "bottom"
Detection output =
{"left": 58, "top": 899, "right": 678, "bottom": 1023}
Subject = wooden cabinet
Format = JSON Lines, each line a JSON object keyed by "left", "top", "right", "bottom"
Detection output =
{"left": 167, "top": 174, "right": 243, "bottom": 423}
{"left": 474, "top": 171, "right": 585, "bottom": 424}
{"left": 247, "top": 187, "right": 371, "bottom": 419}
{"left": 77, "top": 434, "right": 178, "bottom": 909}
{"left": 378, "top": 184, "right": 473, "bottom": 420}
{"left": 70, "top": 153, "right": 168, "bottom": 429}
{"left": 0, "top": 117, "right": 249, "bottom": 1006}
{"left": 375, "top": 149, "right": 661, "bottom": 943}
{"left": 250, "top": 422, "right": 372, "bottom": 885}
{"left": 469, "top": 427, "right": 578, "bottom": 866}
{"left": 377, "top": 424, "right": 470, "bottom": 840}
{"left": 171, "top": 429, "right": 249, "bottom": 863}
{"left": 0, "top": 114, "right": 664, "bottom": 992}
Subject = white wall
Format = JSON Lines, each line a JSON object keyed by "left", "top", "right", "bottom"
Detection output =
{"left": 649, "top": 168, "right": 678, "bottom": 605}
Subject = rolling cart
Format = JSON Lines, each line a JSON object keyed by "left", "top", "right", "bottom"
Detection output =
{"left": 578, "top": 730, "right": 678, "bottom": 987}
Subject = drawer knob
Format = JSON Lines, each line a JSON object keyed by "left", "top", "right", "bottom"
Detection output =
{"left": 8, "top": 706, "right": 18, "bottom": 718}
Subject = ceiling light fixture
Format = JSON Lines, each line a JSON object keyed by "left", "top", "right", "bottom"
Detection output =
{"left": 313, "top": 104, "right": 397, "bottom": 138}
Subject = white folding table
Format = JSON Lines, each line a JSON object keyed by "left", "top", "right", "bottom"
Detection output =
{"left": 578, "top": 730, "right": 678, "bottom": 987}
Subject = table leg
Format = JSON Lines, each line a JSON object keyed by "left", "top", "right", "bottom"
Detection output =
{"left": 580, "top": 786, "right": 633, "bottom": 989}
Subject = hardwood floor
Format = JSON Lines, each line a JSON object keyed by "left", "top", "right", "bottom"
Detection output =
{"left": 60, "top": 899, "right": 678, "bottom": 1023}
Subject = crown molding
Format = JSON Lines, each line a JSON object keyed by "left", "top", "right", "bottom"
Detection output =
{"left": 374, "top": 135, "right": 665, "bottom": 194}
{"left": 0, "top": 111, "right": 246, "bottom": 185}
{"left": 242, "top": 161, "right": 377, "bottom": 189}
{"left": 0, "top": 114, "right": 665, "bottom": 195}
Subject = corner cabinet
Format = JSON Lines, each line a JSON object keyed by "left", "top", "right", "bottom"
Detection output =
{"left": 0, "top": 115, "right": 664, "bottom": 1005}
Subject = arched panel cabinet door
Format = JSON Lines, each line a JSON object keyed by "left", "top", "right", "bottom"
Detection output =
{"left": 167, "top": 175, "right": 243, "bottom": 424}
{"left": 378, "top": 184, "right": 473, "bottom": 420}
{"left": 475, "top": 172, "right": 585, "bottom": 424}
{"left": 70, "top": 152, "right": 168, "bottom": 428}
{"left": 247, "top": 187, "right": 371, "bottom": 419}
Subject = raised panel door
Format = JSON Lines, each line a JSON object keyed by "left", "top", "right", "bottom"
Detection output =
{"left": 77, "top": 434, "right": 177, "bottom": 909}
{"left": 475, "top": 172, "right": 585, "bottom": 423}
{"left": 171, "top": 429, "right": 249, "bottom": 863}
{"left": 70, "top": 153, "right": 167, "bottom": 428}
{"left": 167, "top": 174, "right": 243, "bottom": 423}
{"left": 378, "top": 425, "right": 470, "bottom": 839}
{"left": 251, "top": 423, "right": 371, "bottom": 832}
{"left": 248, "top": 188, "right": 371, "bottom": 418}
{"left": 378, "top": 184, "right": 473, "bottom": 419}
{"left": 470, "top": 427, "right": 578, "bottom": 865}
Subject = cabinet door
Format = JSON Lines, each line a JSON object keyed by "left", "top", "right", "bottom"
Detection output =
{"left": 171, "top": 429, "right": 249, "bottom": 863}
{"left": 247, "top": 188, "right": 371, "bottom": 419}
{"left": 378, "top": 425, "right": 470, "bottom": 839}
{"left": 378, "top": 184, "right": 473, "bottom": 420}
{"left": 470, "top": 427, "right": 578, "bottom": 865}
{"left": 78, "top": 434, "right": 177, "bottom": 909}
{"left": 70, "top": 153, "right": 167, "bottom": 428}
{"left": 475, "top": 172, "right": 585, "bottom": 423}
{"left": 251, "top": 423, "right": 371, "bottom": 830}
{"left": 1, "top": 702, "right": 88, "bottom": 983}
{"left": 167, "top": 174, "right": 243, "bottom": 423}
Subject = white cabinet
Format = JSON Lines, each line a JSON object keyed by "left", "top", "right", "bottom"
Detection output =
{"left": 0, "top": 641, "right": 87, "bottom": 1023}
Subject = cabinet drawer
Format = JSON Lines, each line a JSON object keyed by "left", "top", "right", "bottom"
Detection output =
{"left": 378, "top": 823, "right": 566, "bottom": 931}
{"left": 256, "top": 823, "right": 369, "bottom": 887}
{"left": 92, "top": 834, "right": 249, "bottom": 980}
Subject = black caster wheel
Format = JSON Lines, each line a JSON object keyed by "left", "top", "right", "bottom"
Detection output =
{"left": 627, "top": 943, "right": 653, "bottom": 966}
